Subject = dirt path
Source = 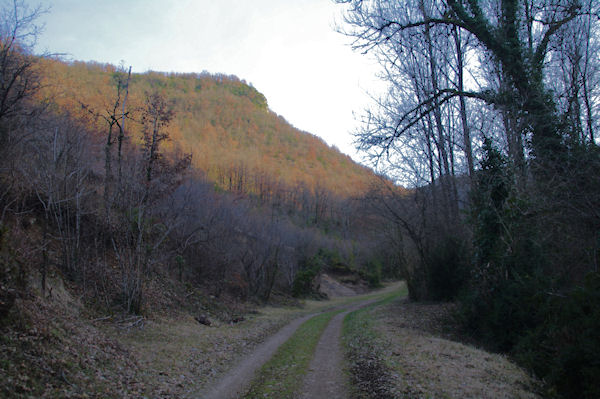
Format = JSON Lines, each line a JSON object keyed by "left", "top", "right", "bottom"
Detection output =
{"left": 200, "top": 284, "right": 401, "bottom": 399}
{"left": 299, "top": 298, "right": 377, "bottom": 399}
{"left": 199, "top": 300, "right": 380, "bottom": 399}
{"left": 199, "top": 312, "right": 316, "bottom": 399}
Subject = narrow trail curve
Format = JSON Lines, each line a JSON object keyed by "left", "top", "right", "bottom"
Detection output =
{"left": 299, "top": 298, "right": 377, "bottom": 399}
{"left": 199, "top": 312, "right": 316, "bottom": 399}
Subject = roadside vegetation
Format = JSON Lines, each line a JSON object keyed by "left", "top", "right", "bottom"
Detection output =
{"left": 0, "top": 280, "right": 375, "bottom": 398}
{"left": 343, "top": 290, "right": 543, "bottom": 399}
{"left": 0, "top": 2, "right": 400, "bottom": 395}
{"left": 338, "top": 1, "right": 600, "bottom": 397}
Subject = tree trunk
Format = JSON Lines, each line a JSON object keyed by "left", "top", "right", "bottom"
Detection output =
{"left": 453, "top": 27, "right": 475, "bottom": 180}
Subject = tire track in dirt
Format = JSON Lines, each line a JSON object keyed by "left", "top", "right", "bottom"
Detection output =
{"left": 200, "top": 283, "right": 401, "bottom": 399}
{"left": 199, "top": 312, "right": 316, "bottom": 399}
{"left": 299, "top": 298, "right": 377, "bottom": 399}
{"left": 200, "top": 299, "right": 374, "bottom": 399}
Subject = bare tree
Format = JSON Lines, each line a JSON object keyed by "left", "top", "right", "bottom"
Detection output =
{"left": 79, "top": 66, "right": 133, "bottom": 221}
{"left": 0, "top": 0, "right": 45, "bottom": 127}
{"left": 338, "top": 0, "right": 596, "bottom": 168}
{"left": 336, "top": 0, "right": 600, "bottom": 303}
{"left": 140, "top": 91, "right": 174, "bottom": 204}
{"left": 0, "top": 0, "right": 47, "bottom": 221}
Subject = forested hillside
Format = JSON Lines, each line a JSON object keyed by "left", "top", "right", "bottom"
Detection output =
{"left": 39, "top": 59, "right": 378, "bottom": 198}
{"left": 0, "top": 37, "right": 399, "bottom": 312}
{"left": 0, "top": 3, "right": 407, "bottom": 395}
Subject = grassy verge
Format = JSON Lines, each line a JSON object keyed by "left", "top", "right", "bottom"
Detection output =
{"left": 344, "top": 288, "right": 542, "bottom": 399}
{"left": 115, "top": 303, "right": 320, "bottom": 397}
{"left": 241, "top": 284, "right": 404, "bottom": 398}
{"left": 243, "top": 309, "right": 341, "bottom": 399}
{"left": 377, "top": 300, "right": 543, "bottom": 398}
{"left": 107, "top": 282, "right": 404, "bottom": 397}
{"left": 0, "top": 278, "right": 404, "bottom": 398}
{"left": 342, "top": 286, "right": 407, "bottom": 399}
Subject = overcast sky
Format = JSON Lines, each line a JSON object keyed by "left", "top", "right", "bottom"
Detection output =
{"left": 32, "top": 0, "right": 384, "bottom": 162}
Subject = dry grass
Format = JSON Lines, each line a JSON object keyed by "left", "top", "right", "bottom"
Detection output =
{"left": 109, "top": 305, "right": 307, "bottom": 397}
{"left": 1, "top": 285, "right": 348, "bottom": 398}
{"left": 0, "top": 293, "right": 144, "bottom": 398}
{"left": 1, "top": 272, "right": 401, "bottom": 398}
{"left": 105, "top": 290, "right": 388, "bottom": 398}
{"left": 370, "top": 299, "right": 544, "bottom": 399}
{"left": 0, "top": 270, "right": 320, "bottom": 398}
{"left": 343, "top": 289, "right": 407, "bottom": 399}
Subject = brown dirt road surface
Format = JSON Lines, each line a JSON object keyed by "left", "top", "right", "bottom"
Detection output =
{"left": 198, "top": 311, "right": 316, "bottom": 399}
{"left": 200, "top": 300, "right": 377, "bottom": 399}
{"left": 200, "top": 282, "right": 400, "bottom": 399}
{"left": 299, "top": 298, "right": 377, "bottom": 399}
{"left": 198, "top": 281, "right": 540, "bottom": 399}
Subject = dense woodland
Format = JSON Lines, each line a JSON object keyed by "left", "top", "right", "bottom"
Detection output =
{"left": 0, "top": 0, "right": 397, "bottom": 323}
{"left": 338, "top": 0, "right": 600, "bottom": 397}
{"left": 39, "top": 59, "right": 377, "bottom": 198}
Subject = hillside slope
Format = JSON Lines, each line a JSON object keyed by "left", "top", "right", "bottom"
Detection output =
{"left": 40, "top": 59, "right": 377, "bottom": 197}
